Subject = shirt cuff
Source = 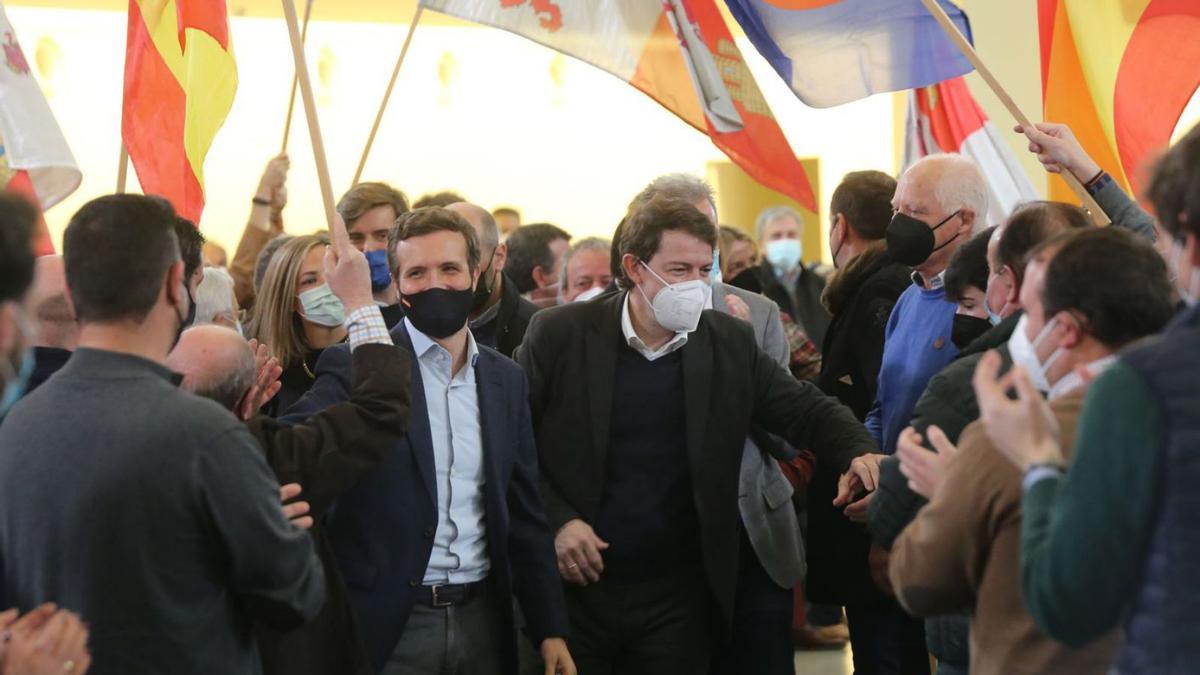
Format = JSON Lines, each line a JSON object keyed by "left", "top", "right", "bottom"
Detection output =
{"left": 1084, "top": 170, "right": 1113, "bottom": 197}
{"left": 346, "top": 305, "right": 391, "bottom": 351}
{"left": 1022, "top": 464, "right": 1066, "bottom": 493}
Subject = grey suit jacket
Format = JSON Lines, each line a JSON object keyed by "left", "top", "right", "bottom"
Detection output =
{"left": 712, "top": 283, "right": 807, "bottom": 588}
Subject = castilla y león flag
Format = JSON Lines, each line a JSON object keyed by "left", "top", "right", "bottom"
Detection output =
{"left": 905, "top": 76, "right": 1038, "bottom": 226}
{"left": 1039, "top": 0, "right": 1200, "bottom": 201}
{"left": 421, "top": 0, "right": 816, "bottom": 212}
{"left": 123, "top": 0, "right": 237, "bottom": 223}
{"left": 0, "top": 1, "right": 81, "bottom": 254}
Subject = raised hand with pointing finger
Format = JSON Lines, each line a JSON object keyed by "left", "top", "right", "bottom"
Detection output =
{"left": 323, "top": 213, "right": 374, "bottom": 315}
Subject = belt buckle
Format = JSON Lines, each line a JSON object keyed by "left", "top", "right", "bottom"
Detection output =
{"left": 430, "top": 584, "right": 452, "bottom": 608}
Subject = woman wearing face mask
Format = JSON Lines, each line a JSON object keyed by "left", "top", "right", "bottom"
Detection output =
{"left": 247, "top": 234, "right": 346, "bottom": 417}
{"left": 943, "top": 226, "right": 998, "bottom": 351}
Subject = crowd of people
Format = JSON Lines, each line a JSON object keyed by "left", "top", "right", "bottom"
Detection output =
{"left": 0, "top": 117, "right": 1197, "bottom": 675}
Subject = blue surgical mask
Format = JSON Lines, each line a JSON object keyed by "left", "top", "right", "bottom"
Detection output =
{"left": 298, "top": 283, "right": 346, "bottom": 328}
{"left": 365, "top": 249, "right": 392, "bottom": 293}
{"left": 710, "top": 248, "right": 723, "bottom": 284}
{"left": 0, "top": 347, "right": 34, "bottom": 417}
{"left": 765, "top": 239, "right": 802, "bottom": 272}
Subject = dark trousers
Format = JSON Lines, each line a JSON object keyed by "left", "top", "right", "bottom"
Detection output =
{"left": 844, "top": 599, "right": 930, "bottom": 675}
{"left": 381, "top": 581, "right": 505, "bottom": 675}
{"left": 565, "top": 568, "right": 714, "bottom": 675}
{"left": 709, "top": 534, "right": 795, "bottom": 675}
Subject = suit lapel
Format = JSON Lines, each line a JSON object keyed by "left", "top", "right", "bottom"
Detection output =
{"left": 392, "top": 324, "right": 437, "bottom": 506}
{"left": 585, "top": 295, "right": 622, "bottom": 473}
{"left": 682, "top": 324, "right": 713, "bottom": 471}
{"left": 474, "top": 351, "right": 507, "bottom": 498}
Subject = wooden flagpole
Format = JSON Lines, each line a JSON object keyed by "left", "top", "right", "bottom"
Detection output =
{"left": 280, "top": 0, "right": 316, "bottom": 153}
{"left": 116, "top": 144, "right": 129, "bottom": 193}
{"left": 351, "top": 5, "right": 424, "bottom": 187}
{"left": 281, "top": 0, "right": 336, "bottom": 231}
{"left": 919, "top": 0, "right": 1109, "bottom": 226}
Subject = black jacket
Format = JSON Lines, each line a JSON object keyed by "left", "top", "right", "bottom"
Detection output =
{"left": 250, "top": 343, "right": 411, "bottom": 675}
{"left": 494, "top": 274, "right": 540, "bottom": 358}
{"left": 760, "top": 260, "right": 832, "bottom": 350}
{"left": 515, "top": 292, "right": 876, "bottom": 624}
{"left": 807, "top": 244, "right": 909, "bottom": 605}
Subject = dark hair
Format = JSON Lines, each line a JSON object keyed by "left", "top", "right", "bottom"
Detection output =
{"left": 618, "top": 195, "right": 718, "bottom": 290}
{"left": 387, "top": 206, "right": 481, "bottom": 276}
{"left": 1042, "top": 227, "right": 1174, "bottom": 349}
{"left": 0, "top": 194, "right": 37, "bottom": 303}
{"left": 505, "top": 223, "right": 571, "bottom": 294}
{"left": 944, "top": 225, "right": 996, "bottom": 303}
{"left": 64, "top": 194, "right": 180, "bottom": 323}
{"left": 997, "top": 201, "right": 1090, "bottom": 286}
{"left": 610, "top": 217, "right": 628, "bottom": 282}
{"left": 173, "top": 216, "right": 206, "bottom": 283}
{"left": 1146, "top": 122, "right": 1200, "bottom": 241}
{"left": 337, "top": 182, "right": 409, "bottom": 227}
{"left": 830, "top": 170, "right": 897, "bottom": 241}
{"left": 412, "top": 191, "right": 467, "bottom": 210}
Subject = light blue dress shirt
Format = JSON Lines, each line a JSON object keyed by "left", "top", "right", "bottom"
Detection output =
{"left": 406, "top": 318, "right": 491, "bottom": 585}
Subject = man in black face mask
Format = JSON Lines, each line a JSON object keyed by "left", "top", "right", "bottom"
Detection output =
{"left": 447, "top": 201, "right": 539, "bottom": 359}
{"left": 283, "top": 206, "right": 576, "bottom": 675}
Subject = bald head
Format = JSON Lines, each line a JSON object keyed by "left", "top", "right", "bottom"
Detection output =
{"left": 447, "top": 202, "right": 500, "bottom": 254}
{"left": 167, "top": 325, "right": 255, "bottom": 412}
{"left": 27, "top": 255, "right": 78, "bottom": 350}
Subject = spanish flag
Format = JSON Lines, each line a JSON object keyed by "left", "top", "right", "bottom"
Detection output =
{"left": 1039, "top": 0, "right": 1200, "bottom": 202}
{"left": 123, "top": 0, "right": 237, "bottom": 223}
{"left": 421, "top": 0, "right": 816, "bottom": 212}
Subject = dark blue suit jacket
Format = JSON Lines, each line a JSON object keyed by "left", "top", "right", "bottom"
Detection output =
{"left": 283, "top": 323, "right": 568, "bottom": 673}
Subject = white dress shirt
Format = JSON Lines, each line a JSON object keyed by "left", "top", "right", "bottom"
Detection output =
{"left": 621, "top": 291, "right": 689, "bottom": 362}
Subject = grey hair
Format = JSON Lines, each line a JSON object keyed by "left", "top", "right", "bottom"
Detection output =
{"left": 194, "top": 266, "right": 235, "bottom": 325}
{"left": 559, "top": 237, "right": 612, "bottom": 292}
{"left": 910, "top": 154, "right": 990, "bottom": 233}
{"left": 629, "top": 173, "right": 716, "bottom": 218}
{"left": 755, "top": 206, "right": 804, "bottom": 241}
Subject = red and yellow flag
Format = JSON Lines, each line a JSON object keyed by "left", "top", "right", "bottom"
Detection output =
{"left": 1039, "top": 0, "right": 1200, "bottom": 202}
{"left": 422, "top": 0, "right": 816, "bottom": 211}
{"left": 123, "top": 0, "right": 237, "bottom": 223}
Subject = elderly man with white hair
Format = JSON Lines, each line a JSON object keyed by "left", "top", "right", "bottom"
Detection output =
{"left": 193, "top": 265, "right": 241, "bottom": 332}
{"left": 755, "top": 205, "right": 831, "bottom": 350}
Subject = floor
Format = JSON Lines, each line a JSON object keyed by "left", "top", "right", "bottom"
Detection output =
{"left": 793, "top": 645, "right": 854, "bottom": 675}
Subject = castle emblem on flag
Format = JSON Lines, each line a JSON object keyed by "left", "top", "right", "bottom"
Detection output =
{"left": 3, "top": 31, "right": 29, "bottom": 75}
{"left": 499, "top": 0, "right": 563, "bottom": 32}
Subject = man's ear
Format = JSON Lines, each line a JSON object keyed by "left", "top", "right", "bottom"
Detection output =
{"left": 959, "top": 209, "right": 977, "bottom": 236}
{"left": 532, "top": 265, "right": 553, "bottom": 290}
{"left": 622, "top": 253, "right": 642, "bottom": 287}
{"left": 0, "top": 303, "right": 17, "bottom": 357}
{"left": 165, "top": 260, "right": 186, "bottom": 308}
{"left": 1002, "top": 266, "right": 1020, "bottom": 305}
{"left": 492, "top": 242, "right": 508, "bottom": 273}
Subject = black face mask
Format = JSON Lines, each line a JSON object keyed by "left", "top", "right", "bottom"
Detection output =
{"left": 728, "top": 266, "right": 764, "bottom": 295}
{"left": 471, "top": 254, "right": 497, "bottom": 313}
{"left": 951, "top": 313, "right": 993, "bottom": 350}
{"left": 886, "top": 210, "right": 962, "bottom": 267}
{"left": 403, "top": 286, "right": 475, "bottom": 339}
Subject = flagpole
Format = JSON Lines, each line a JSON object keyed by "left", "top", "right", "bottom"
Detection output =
{"left": 918, "top": 0, "right": 1109, "bottom": 226}
{"left": 280, "top": 0, "right": 316, "bottom": 153}
{"left": 352, "top": 5, "right": 424, "bottom": 187}
{"left": 116, "top": 144, "right": 129, "bottom": 193}
{"left": 281, "top": 0, "right": 336, "bottom": 231}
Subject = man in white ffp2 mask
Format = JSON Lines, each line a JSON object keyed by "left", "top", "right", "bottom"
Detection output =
{"left": 514, "top": 194, "right": 885, "bottom": 672}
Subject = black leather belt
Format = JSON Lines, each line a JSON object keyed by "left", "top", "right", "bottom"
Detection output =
{"left": 415, "top": 580, "right": 486, "bottom": 608}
